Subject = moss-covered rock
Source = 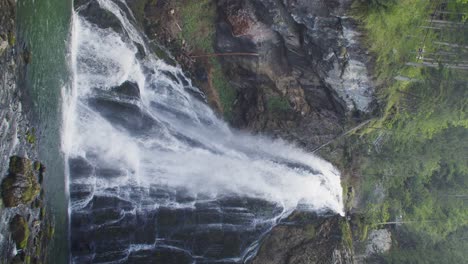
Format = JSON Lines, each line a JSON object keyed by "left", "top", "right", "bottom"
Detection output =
{"left": 9, "top": 156, "right": 33, "bottom": 175}
{"left": 10, "top": 215, "right": 30, "bottom": 249}
{"left": 1, "top": 156, "right": 41, "bottom": 207}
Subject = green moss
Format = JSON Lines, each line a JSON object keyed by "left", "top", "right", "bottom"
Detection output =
{"left": 211, "top": 59, "right": 236, "bottom": 120}
{"left": 353, "top": 217, "right": 370, "bottom": 242}
{"left": 10, "top": 215, "right": 30, "bottom": 249}
{"left": 2, "top": 157, "right": 41, "bottom": 206}
{"left": 267, "top": 95, "right": 291, "bottom": 113}
{"left": 9, "top": 156, "right": 33, "bottom": 175}
{"left": 133, "top": 0, "right": 148, "bottom": 23}
{"left": 8, "top": 31, "right": 16, "bottom": 46}
{"left": 22, "top": 182, "right": 41, "bottom": 204}
{"left": 26, "top": 129, "right": 36, "bottom": 144}
{"left": 178, "top": 0, "right": 216, "bottom": 53}
{"left": 47, "top": 224, "right": 55, "bottom": 240}
{"left": 40, "top": 207, "right": 46, "bottom": 220}
{"left": 340, "top": 219, "right": 353, "bottom": 249}
{"left": 305, "top": 224, "right": 316, "bottom": 239}
{"left": 33, "top": 161, "right": 41, "bottom": 171}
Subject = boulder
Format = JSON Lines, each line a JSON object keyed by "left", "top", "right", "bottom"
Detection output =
{"left": 1, "top": 156, "right": 41, "bottom": 207}
{"left": 111, "top": 80, "right": 140, "bottom": 99}
{"left": 365, "top": 229, "right": 392, "bottom": 256}
{"left": 10, "top": 215, "right": 30, "bottom": 249}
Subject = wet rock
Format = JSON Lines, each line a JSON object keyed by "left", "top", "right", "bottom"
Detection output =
{"left": 211, "top": 0, "right": 353, "bottom": 149}
{"left": 69, "top": 156, "right": 94, "bottom": 180}
{"left": 10, "top": 215, "right": 30, "bottom": 249}
{"left": 0, "top": 39, "right": 8, "bottom": 56}
{"left": 251, "top": 212, "right": 354, "bottom": 264}
{"left": 88, "top": 96, "right": 160, "bottom": 134}
{"left": 2, "top": 156, "right": 41, "bottom": 207}
{"left": 127, "top": 247, "right": 193, "bottom": 264}
{"left": 111, "top": 80, "right": 141, "bottom": 99}
{"left": 75, "top": 0, "right": 123, "bottom": 33}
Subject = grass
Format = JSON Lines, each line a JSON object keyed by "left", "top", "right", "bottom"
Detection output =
{"left": 175, "top": 0, "right": 236, "bottom": 120}
{"left": 211, "top": 58, "right": 236, "bottom": 120}
{"left": 178, "top": 0, "right": 216, "bottom": 53}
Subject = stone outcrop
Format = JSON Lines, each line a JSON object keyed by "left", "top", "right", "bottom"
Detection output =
{"left": 215, "top": 0, "right": 374, "bottom": 149}
{"left": 251, "top": 212, "right": 354, "bottom": 264}
{"left": 10, "top": 215, "right": 29, "bottom": 250}
{"left": 2, "top": 156, "right": 41, "bottom": 207}
{"left": 121, "top": 0, "right": 375, "bottom": 151}
{"left": 365, "top": 229, "right": 392, "bottom": 256}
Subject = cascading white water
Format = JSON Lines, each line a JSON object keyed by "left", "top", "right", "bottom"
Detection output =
{"left": 64, "top": 0, "right": 344, "bottom": 263}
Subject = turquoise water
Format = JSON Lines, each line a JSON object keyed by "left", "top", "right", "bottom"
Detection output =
{"left": 17, "top": 0, "right": 72, "bottom": 262}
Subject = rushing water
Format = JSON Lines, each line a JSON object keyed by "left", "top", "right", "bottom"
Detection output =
{"left": 16, "top": 0, "right": 71, "bottom": 262}
{"left": 64, "top": 0, "right": 344, "bottom": 263}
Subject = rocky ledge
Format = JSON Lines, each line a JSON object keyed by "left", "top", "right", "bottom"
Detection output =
{"left": 1, "top": 157, "right": 53, "bottom": 264}
{"left": 251, "top": 212, "right": 354, "bottom": 264}
{"left": 125, "top": 0, "right": 375, "bottom": 151}
{"left": 213, "top": 0, "right": 375, "bottom": 149}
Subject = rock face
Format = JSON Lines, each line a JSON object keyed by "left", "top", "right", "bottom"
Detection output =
{"left": 2, "top": 156, "right": 41, "bottom": 207}
{"left": 365, "top": 229, "right": 392, "bottom": 256}
{"left": 215, "top": 0, "right": 374, "bottom": 149}
{"left": 122, "top": 0, "right": 374, "bottom": 150}
{"left": 111, "top": 80, "right": 141, "bottom": 99}
{"left": 251, "top": 212, "right": 354, "bottom": 264}
{"left": 0, "top": 156, "right": 53, "bottom": 264}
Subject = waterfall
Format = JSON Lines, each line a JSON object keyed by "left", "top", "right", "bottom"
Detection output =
{"left": 63, "top": 0, "right": 344, "bottom": 263}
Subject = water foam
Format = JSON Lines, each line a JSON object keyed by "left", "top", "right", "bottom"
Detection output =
{"left": 64, "top": 0, "right": 344, "bottom": 262}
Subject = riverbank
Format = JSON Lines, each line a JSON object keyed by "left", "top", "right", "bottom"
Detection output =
{"left": 0, "top": 0, "right": 54, "bottom": 263}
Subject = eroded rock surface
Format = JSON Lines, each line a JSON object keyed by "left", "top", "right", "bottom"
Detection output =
{"left": 251, "top": 212, "right": 354, "bottom": 264}
{"left": 215, "top": 0, "right": 375, "bottom": 149}
{"left": 365, "top": 229, "right": 392, "bottom": 256}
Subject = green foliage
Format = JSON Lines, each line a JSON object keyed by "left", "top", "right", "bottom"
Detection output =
{"left": 176, "top": 0, "right": 236, "bottom": 120}
{"left": 354, "top": 0, "right": 468, "bottom": 261}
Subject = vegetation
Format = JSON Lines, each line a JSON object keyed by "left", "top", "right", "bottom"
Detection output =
{"left": 8, "top": 31, "right": 15, "bottom": 46}
{"left": 178, "top": 0, "right": 216, "bottom": 53}
{"left": 340, "top": 219, "right": 354, "bottom": 249}
{"left": 10, "top": 215, "right": 30, "bottom": 249}
{"left": 2, "top": 156, "right": 41, "bottom": 206}
{"left": 211, "top": 58, "right": 236, "bottom": 120}
{"left": 346, "top": 0, "right": 468, "bottom": 261}
{"left": 26, "top": 128, "right": 36, "bottom": 144}
{"left": 267, "top": 95, "right": 291, "bottom": 113}
{"left": 176, "top": 0, "right": 236, "bottom": 120}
